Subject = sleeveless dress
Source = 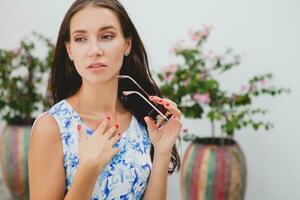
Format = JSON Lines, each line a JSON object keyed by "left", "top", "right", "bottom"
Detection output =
{"left": 48, "top": 99, "right": 152, "bottom": 200}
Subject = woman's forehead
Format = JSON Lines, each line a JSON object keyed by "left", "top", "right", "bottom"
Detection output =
{"left": 70, "top": 6, "right": 121, "bottom": 34}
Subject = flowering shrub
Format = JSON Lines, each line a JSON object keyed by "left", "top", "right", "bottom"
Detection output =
{"left": 157, "top": 25, "right": 290, "bottom": 139}
{"left": 0, "top": 32, "right": 54, "bottom": 125}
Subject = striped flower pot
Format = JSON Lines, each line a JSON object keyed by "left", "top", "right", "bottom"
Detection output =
{"left": 0, "top": 125, "right": 31, "bottom": 200}
{"left": 180, "top": 137, "right": 247, "bottom": 200}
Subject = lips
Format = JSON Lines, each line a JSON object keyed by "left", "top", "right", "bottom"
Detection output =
{"left": 87, "top": 62, "right": 107, "bottom": 69}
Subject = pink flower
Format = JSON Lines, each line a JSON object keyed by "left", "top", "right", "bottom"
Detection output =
{"left": 188, "top": 29, "right": 203, "bottom": 41}
{"left": 241, "top": 84, "right": 249, "bottom": 92}
{"left": 249, "top": 85, "right": 257, "bottom": 93}
{"left": 261, "top": 79, "right": 267, "bottom": 86}
{"left": 163, "top": 64, "right": 178, "bottom": 73}
{"left": 183, "top": 79, "right": 190, "bottom": 86}
{"left": 191, "top": 34, "right": 202, "bottom": 41}
{"left": 202, "top": 29, "right": 209, "bottom": 37}
{"left": 169, "top": 39, "right": 185, "bottom": 54}
{"left": 198, "top": 73, "right": 206, "bottom": 80}
{"left": 13, "top": 48, "right": 21, "bottom": 57}
{"left": 193, "top": 92, "right": 211, "bottom": 104}
{"left": 164, "top": 74, "right": 174, "bottom": 81}
{"left": 202, "top": 25, "right": 213, "bottom": 37}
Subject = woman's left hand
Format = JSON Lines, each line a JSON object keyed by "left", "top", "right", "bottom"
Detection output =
{"left": 144, "top": 96, "right": 182, "bottom": 156}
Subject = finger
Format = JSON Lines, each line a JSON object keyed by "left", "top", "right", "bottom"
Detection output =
{"left": 77, "top": 123, "right": 87, "bottom": 141}
{"left": 149, "top": 96, "right": 166, "bottom": 106}
{"left": 168, "top": 116, "right": 182, "bottom": 133}
{"left": 144, "top": 116, "right": 156, "bottom": 132}
{"left": 149, "top": 96, "right": 163, "bottom": 104}
{"left": 149, "top": 125, "right": 164, "bottom": 144}
{"left": 94, "top": 116, "right": 111, "bottom": 135}
{"left": 149, "top": 95, "right": 159, "bottom": 101}
{"left": 105, "top": 123, "right": 119, "bottom": 139}
{"left": 163, "top": 103, "right": 181, "bottom": 119}
{"left": 110, "top": 133, "right": 121, "bottom": 145}
{"left": 149, "top": 96, "right": 177, "bottom": 107}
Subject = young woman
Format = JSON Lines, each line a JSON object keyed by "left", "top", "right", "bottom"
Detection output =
{"left": 28, "top": 0, "right": 182, "bottom": 199}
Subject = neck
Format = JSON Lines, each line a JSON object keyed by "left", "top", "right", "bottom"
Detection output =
{"left": 73, "top": 78, "right": 124, "bottom": 122}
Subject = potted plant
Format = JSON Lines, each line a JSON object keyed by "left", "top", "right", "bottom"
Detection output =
{"left": 0, "top": 32, "right": 54, "bottom": 199}
{"left": 156, "top": 26, "right": 290, "bottom": 200}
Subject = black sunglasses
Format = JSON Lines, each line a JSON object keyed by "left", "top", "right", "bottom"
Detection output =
{"left": 117, "top": 75, "right": 173, "bottom": 131}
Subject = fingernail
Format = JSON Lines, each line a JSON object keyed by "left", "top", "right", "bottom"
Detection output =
{"left": 165, "top": 103, "right": 170, "bottom": 107}
{"left": 149, "top": 96, "right": 154, "bottom": 99}
{"left": 106, "top": 116, "right": 111, "bottom": 120}
{"left": 115, "top": 124, "right": 119, "bottom": 129}
{"left": 118, "top": 132, "right": 122, "bottom": 137}
{"left": 159, "top": 99, "right": 164, "bottom": 103}
{"left": 77, "top": 124, "right": 81, "bottom": 131}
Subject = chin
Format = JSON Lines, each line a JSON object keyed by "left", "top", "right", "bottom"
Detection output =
{"left": 84, "top": 73, "right": 119, "bottom": 85}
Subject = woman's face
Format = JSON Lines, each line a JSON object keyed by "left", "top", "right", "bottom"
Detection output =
{"left": 66, "top": 6, "right": 131, "bottom": 84}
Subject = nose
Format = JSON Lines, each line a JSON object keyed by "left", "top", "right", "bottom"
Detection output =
{"left": 87, "top": 39, "right": 103, "bottom": 58}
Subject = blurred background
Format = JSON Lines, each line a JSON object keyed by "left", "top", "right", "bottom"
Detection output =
{"left": 0, "top": 0, "right": 299, "bottom": 199}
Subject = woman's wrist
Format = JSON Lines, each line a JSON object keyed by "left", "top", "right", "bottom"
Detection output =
{"left": 78, "top": 159, "right": 103, "bottom": 174}
{"left": 153, "top": 150, "right": 172, "bottom": 162}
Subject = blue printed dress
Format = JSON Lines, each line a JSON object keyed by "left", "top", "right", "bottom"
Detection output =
{"left": 48, "top": 100, "right": 152, "bottom": 200}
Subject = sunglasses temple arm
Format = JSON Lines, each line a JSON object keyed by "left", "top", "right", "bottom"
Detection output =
{"left": 123, "top": 91, "right": 168, "bottom": 121}
{"left": 117, "top": 75, "right": 150, "bottom": 97}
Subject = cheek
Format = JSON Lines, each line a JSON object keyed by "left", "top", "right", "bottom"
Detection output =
{"left": 71, "top": 52, "right": 86, "bottom": 74}
{"left": 106, "top": 41, "right": 126, "bottom": 67}
{"left": 71, "top": 47, "right": 86, "bottom": 65}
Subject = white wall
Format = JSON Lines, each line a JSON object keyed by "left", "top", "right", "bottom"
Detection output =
{"left": 1, "top": 0, "right": 300, "bottom": 199}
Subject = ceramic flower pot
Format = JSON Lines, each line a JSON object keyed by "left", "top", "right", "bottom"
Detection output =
{"left": 180, "top": 137, "right": 247, "bottom": 200}
{"left": 0, "top": 125, "right": 31, "bottom": 200}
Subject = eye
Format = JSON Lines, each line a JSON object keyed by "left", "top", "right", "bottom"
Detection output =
{"left": 74, "top": 37, "right": 86, "bottom": 42}
{"left": 101, "top": 34, "right": 114, "bottom": 40}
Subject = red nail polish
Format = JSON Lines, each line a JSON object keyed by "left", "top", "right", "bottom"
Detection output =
{"left": 115, "top": 124, "right": 119, "bottom": 129}
{"left": 165, "top": 103, "right": 170, "bottom": 107}
{"left": 118, "top": 133, "right": 122, "bottom": 136}
{"left": 106, "top": 116, "right": 111, "bottom": 120}
{"left": 77, "top": 124, "right": 81, "bottom": 131}
{"left": 159, "top": 99, "right": 164, "bottom": 103}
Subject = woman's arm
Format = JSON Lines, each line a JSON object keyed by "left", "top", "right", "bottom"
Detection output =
{"left": 64, "top": 162, "right": 101, "bottom": 200}
{"left": 29, "top": 113, "right": 66, "bottom": 199}
{"left": 28, "top": 113, "right": 101, "bottom": 200}
{"left": 143, "top": 96, "right": 182, "bottom": 200}
{"left": 142, "top": 153, "right": 171, "bottom": 200}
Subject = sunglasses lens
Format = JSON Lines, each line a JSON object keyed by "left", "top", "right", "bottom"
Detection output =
{"left": 155, "top": 114, "right": 173, "bottom": 130}
{"left": 148, "top": 104, "right": 173, "bottom": 130}
{"left": 148, "top": 103, "right": 167, "bottom": 121}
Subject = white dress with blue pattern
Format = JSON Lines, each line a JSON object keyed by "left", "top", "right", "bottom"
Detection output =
{"left": 48, "top": 100, "right": 152, "bottom": 200}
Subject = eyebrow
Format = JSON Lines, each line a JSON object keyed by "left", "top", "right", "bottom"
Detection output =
{"left": 71, "top": 25, "right": 117, "bottom": 35}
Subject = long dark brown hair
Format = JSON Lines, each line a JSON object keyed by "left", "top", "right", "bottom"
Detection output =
{"left": 48, "top": 0, "right": 180, "bottom": 174}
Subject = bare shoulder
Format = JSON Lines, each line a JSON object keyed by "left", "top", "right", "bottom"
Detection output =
{"left": 29, "top": 112, "right": 62, "bottom": 155}
{"left": 31, "top": 112, "right": 60, "bottom": 141}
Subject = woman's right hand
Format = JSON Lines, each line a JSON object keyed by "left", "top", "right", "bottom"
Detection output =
{"left": 77, "top": 116, "right": 121, "bottom": 172}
